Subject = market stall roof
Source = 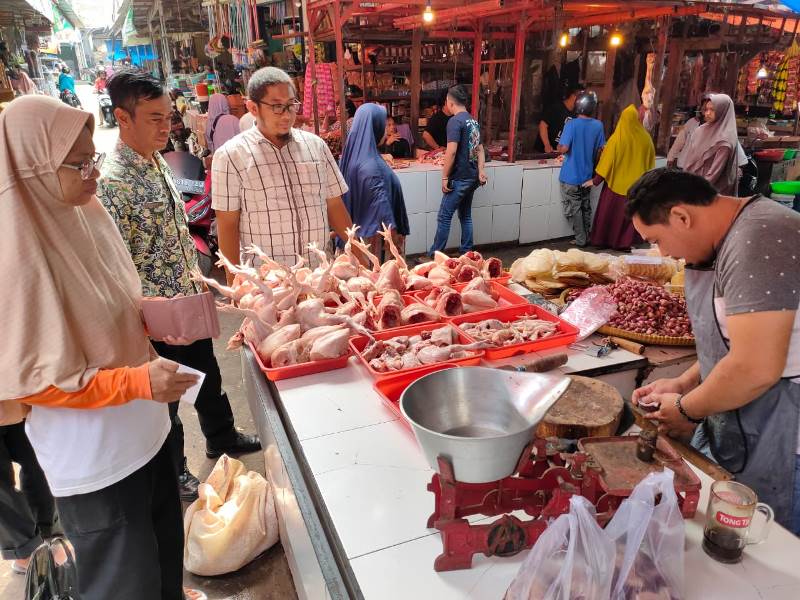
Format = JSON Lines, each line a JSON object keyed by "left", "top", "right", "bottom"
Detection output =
{"left": 111, "top": 0, "right": 206, "bottom": 36}
{"left": 0, "top": 0, "right": 53, "bottom": 28}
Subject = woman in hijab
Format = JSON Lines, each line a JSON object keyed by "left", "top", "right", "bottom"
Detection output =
{"left": 339, "top": 103, "right": 410, "bottom": 257}
{"left": 0, "top": 96, "right": 203, "bottom": 600}
{"left": 678, "top": 93, "right": 740, "bottom": 194}
{"left": 589, "top": 104, "right": 655, "bottom": 250}
{"left": 206, "top": 93, "right": 241, "bottom": 152}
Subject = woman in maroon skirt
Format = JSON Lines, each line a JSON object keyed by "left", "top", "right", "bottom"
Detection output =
{"left": 588, "top": 105, "right": 655, "bottom": 250}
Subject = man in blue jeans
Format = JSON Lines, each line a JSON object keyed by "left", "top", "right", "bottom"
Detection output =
{"left": 429, "top": 85, "right": 487, "bottom": 255}
{"left": 557, "top": 91, "right": 605, "bottom": 247}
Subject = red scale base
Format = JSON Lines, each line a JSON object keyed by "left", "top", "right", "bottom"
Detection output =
{"left": 427, "top": 437, "right": 701, "bottom": 571}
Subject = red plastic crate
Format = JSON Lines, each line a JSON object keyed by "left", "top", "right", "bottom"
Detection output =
{"left": 248, "top": 341, "right": 352, "bottom": 382}
{"left": 411, "top": 280, "right": 527, "bottom": 318}
{"left": 373, "top": 364, "right": 461, "bottom": 425}
{"left": 450, "top": 304, "right": 579, "bottom": 360}
{"left": 368, "top": 293, "right": 443, "bottom": 332}
{"left": 349, "top": 322, "right": 484, "bottom": 381}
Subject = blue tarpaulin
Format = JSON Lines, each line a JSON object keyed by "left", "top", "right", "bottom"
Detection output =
{"left": 105, "top": 40, "right": 155, "bottom": 65}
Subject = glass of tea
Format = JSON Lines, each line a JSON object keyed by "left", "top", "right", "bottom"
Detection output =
{"left": 702, "top": 480, "right": 773, "bottom": 563}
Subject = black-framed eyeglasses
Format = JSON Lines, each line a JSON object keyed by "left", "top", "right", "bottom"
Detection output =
{"left": 255, "top": 100, "right": 301, "bottom": 115}
{"left": 62, "top": 152, "right": 105, "bottom": 180}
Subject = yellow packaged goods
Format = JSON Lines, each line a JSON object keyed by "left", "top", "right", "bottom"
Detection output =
{"left": 512, "top": 248, "right": 612, "bottom": 297}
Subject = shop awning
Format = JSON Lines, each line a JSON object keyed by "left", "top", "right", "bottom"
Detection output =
{"left": 0, "top": 0, "right": 54, "bottom": 27}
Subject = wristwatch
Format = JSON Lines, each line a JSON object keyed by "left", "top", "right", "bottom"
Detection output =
{"left": 675, "top": 395, "right": 703, "bottom": 424}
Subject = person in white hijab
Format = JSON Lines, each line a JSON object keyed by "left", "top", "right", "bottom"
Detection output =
{"left": 677, "top": 93, "right": 740, "bottom": 195}
{"left": 0, "top": 96, "right": 205, "bottom": 600}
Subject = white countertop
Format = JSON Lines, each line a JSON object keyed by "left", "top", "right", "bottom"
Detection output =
{"left": 395, "top": 160, "right": 522, "bottom": 174}
{"left": 274, "top": 353, "right": 800, "bottom": 599}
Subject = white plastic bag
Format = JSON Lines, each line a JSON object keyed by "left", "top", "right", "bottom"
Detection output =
{"left": 506, "top": 470, "right": 685, "bottom": 600}
{"left": 605, "top": 469, "right": 685, "bottom": 600}
{"left": 183, "top": 454, "right": 279, "bottom": 576}
{"left": 560, "top": 286, "right": 618, "bottom": 341}
{"left": 505, "top": 496, "right": 615, "bottom": 600}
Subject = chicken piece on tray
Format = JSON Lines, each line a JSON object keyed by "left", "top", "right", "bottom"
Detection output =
{"left": 376, "top": 289, "right": 404, "bottom": 330}
{"left": 400, "top": 302, "right": 441, "bottom": 325}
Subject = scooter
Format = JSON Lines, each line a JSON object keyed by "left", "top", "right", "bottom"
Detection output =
{"left": 98, "top": 93, "right": 116, "bottom": 127}
{"left": 59, "top": 89, "right": 81, "bottom": 108}
{"left": 161, "top": 151, "right": 218, "bottom": 276}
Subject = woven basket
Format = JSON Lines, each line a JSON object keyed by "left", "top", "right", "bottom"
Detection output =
{"left": 597, "top": 325, "right": 695, "bottom": 347}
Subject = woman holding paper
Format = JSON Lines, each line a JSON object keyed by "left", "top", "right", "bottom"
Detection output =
{"left": 0, "top": 96, "right": 204, "bottom": 600}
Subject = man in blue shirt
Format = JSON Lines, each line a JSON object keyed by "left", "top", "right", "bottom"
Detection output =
{"left": 429, "top": 84, "right": 487, "bottom": 254}
{"left": 557, "top": 91, "right": 605, "bottom": 247}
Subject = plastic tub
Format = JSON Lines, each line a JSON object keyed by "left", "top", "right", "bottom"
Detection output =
{"left": 373, "top": 364, "right": 461, "bottom": 425}
{"left": 349, "top": 322, "right": 484, "bottom": 381}
{"left": 755, "top": 149, "right": 786, "bottom": 163}
{"left": 248, "top": 341, "right": 351, "bottom": 382}
{"left": 772, "top": 193, "right": 795, "bottom": 209}
{"left": 784, "top": 149, "right": 798, "bottom": 160}
{"left": 450, "top": 304, "right": 579, "bottom": 360}
{"left": 770, "top": 180, "right": 800, "bottom": 195}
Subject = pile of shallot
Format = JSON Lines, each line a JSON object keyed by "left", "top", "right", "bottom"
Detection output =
{"left": 606, "top": 278, "right": 693, "bottom": 338}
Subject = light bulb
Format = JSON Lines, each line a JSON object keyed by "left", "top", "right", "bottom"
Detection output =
{"left": 559, "top": 33, "right": 568, "bottom": 48}
{"left": 610, "top": 33, "right": 622, "bottom": 47}
{"left": 757, "top": 67, "right": 768, "bottom": 79}
{"left": 423, "top": 5, "right": 434, "bottom": 23}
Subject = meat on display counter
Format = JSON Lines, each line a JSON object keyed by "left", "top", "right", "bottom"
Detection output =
{"left": 394, "top": 158, "right": 668, "bottom": 255}
{"left": 241, "top": 320, "right": 800, "bottom": 600}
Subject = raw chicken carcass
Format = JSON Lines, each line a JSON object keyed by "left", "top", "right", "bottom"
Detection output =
{"left": 405, "top": 274, "right": 434, "bottom": 291}
{"left": 410, "top": 261, "right": 437, "bottom": 277}
{"left": 462, "top": 290, "right": 498, "bottom": 314}
{"left": 426, "top": 265, "right": 453, "bottom": 287}
{"left": 346, "top": 276, "right": 376, "bottom": 295}
{"left": 308, "top": 328, "right": 350, "bottom": 361}
{"left": 454, "top": 264, "right": 480, "bottom": 283}
{"left": 375, "top": 260, "right": 406, "bottom": 294}
{"left": 433, "top": 290, "right": 463, "bottom": 316}
{"left": 271, "top": 339, "right": 308, "bottom": 367}
{"left": 482, "top": 257, "right": 504, "bottom": 279}
{"left": 257, "top": 324, "right": 301, "bottom": 363}
{"left": 400, "top": 302, "right": 441, "bottom": 325}
{"left": 459, "top": 250, "right": 484, "bottom": 269}
{"left": 376, "top": 290, "right": 404, "bottom": 330}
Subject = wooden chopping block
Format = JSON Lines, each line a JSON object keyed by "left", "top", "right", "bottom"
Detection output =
{"left": 536, "top": 376, "right": 624, "bottom": 439}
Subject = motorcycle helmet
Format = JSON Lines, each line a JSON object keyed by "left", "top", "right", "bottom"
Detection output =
{"left": 574, "top": 91, "right": 598, "bottom": 117}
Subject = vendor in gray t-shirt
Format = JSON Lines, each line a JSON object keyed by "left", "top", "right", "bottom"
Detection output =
{"left": 626, "top": 168, "right": 800, "bottom": 534}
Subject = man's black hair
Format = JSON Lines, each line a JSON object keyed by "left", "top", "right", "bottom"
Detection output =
{"left": 106, "top": 69, "right": 167, "bottom": 116}
{"left": 447, "top": 84, "right": 469, "bottom": 108}
{"left": 345, "top": 98, "right": 357, "bottom": 118}
{"left": 626, "top": 168, "right": 719, "bottom": 225}
{"left": 563, "top": 84, "right": 581, "bottom": 100}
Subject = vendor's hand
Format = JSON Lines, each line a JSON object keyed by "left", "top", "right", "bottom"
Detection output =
{"left": 148, "top": 358, "right": 199, "bottom": 403}
{"left": 544, "top": 144, "right": 554, "bottom": 154}
{"left": 479, "top": 171, "right": 488, "bottom": 186}
{"left": 646, "top": 392, "right": 699, "bottom": 438}
{"left": 632, "top": 377, "right": 686, "bottom": 407}
{"left": 442, "top": 178, "right": 453, "bottom": 194}
{"left": 581, "top": 179, "right": 593, "bottom": 188}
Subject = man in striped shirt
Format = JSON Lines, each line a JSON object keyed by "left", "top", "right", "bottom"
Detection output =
{"left": 212, "top": 67, "right": 356, "bottom": 282}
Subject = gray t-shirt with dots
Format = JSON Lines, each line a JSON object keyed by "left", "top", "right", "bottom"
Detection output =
{"left": 716, "top": 196, "right": 800, "bottom": 316}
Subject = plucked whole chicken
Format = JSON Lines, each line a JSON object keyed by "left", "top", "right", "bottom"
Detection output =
{"left": 196, "top": 224, "right": 505, "bottom": 370}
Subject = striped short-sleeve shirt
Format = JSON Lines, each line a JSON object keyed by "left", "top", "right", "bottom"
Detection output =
{"left": 211, "top": 127, "right": 348, "bottom": 265}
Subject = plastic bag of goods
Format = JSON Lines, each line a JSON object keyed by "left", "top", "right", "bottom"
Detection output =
{"left": 184, "top": 454, "right": 279, "bottom": 576}
{"left": 505, "top": 496, "right": 615, "bottom": 600}
{"left": 610, "top": 255, "right": 678, "bottom": 284}
{"left": 506, "top": 469, "right": 685, "bottom": 600}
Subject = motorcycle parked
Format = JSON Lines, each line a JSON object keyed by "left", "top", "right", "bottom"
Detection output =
{"left": 161, "top": 151, "right": 217, "bottom": 276}
{"left": 59, "top": 89, "right": 81, "bottom": 108}
{"left": 97, "top": 93, "right": 116, "bottom": 127}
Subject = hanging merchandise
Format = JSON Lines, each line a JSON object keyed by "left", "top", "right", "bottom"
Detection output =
{"left": 773, "top": 41, "right": 799, "bottom": 114}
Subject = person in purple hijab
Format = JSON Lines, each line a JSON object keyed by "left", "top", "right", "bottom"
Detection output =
{"left": 206, "top": 94, "right": 241, "bottom": 152}
{"left": 339, "top": 103, "right": 409, "bottom": 257}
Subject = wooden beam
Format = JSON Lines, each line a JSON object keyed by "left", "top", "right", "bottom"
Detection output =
{"left": 410, "top": 27, "right": 423, "bottom": 148}
{"left": 648, "top": 16, "right": 669, "bottom": 144}
{"left": 508, "top": 17, "right": 526, "bottom": 163}
{"left": 472, "top": 20, "right": 483, "bottom": 117}
{"left": 656, "top": 39, "right": 685, "bottom": 155}
{"left": 331, "top": 0, "right": 349, "bottom": 147}
{"left": 600, "top": 46, "right": 617, "bottom": 133}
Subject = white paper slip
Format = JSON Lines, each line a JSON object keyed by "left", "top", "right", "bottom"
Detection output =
{"left": 177, "top": 364, "right": 206, "bottom": 405}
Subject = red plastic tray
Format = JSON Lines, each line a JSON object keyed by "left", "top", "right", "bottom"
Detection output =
{"left": 349, "top": 322, "right": 484, "bottom": 381}
{"left": 411, "top": 280, "right": 527, "bottom": 318}
{"left": 373, "top": 363, "right": 461, "bottom": 425}
{"left": 248, "top": 341, "right": 352, "bottom": 382}
{"left": 368, "top": 293, "right": 443, "bottom": 332}
{"left": 450, "top": 304, "right": 579, "bottom": 360}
